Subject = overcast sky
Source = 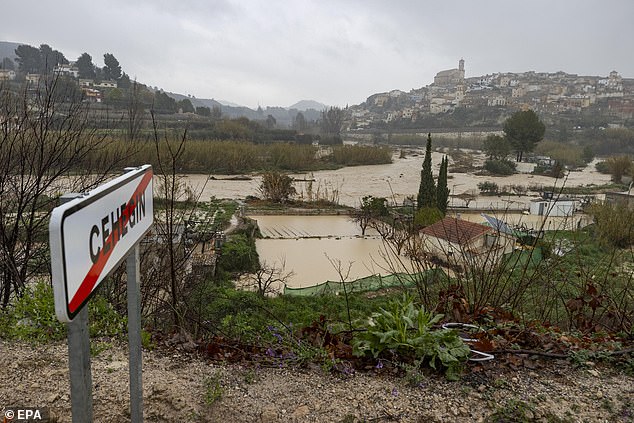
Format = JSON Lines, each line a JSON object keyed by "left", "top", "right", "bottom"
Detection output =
{"left": 3, "top": 0, "right": 633, "bottom": 108}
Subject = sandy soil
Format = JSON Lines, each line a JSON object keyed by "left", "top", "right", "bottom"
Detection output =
{"left": 1, "top": 339, "right": 632, "bottom": 422}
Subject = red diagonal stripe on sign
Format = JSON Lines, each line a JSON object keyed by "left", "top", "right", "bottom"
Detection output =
{"left": 68, "top": 171, "right": 152, "bottom": 313}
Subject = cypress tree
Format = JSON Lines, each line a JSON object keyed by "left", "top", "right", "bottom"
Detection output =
{"left": 417, "top": 133, "right": 436, "bottom": 209}
{"left": 436, "top": 155, "right": 449, "bottom": 214}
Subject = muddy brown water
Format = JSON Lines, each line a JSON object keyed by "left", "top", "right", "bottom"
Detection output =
{"left": 250, "top": 212, "right": 589, "bottom": 288}
{"left": 251, "top": 215, "right": 401, "bottom": 288}
{"left": 184, "top": 153, "right": 611, "bottom": 207}
{"left": 187, "top": 153, "right": 609, "bottom": 288}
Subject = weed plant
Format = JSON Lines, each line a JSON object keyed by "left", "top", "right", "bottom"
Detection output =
{"left": 0, "top": 281, "right": 127, "bottom": 341}
{"left": 187, "top": 279, "right": 396, "bottom": 342}
{"left": 352, "top": 295, "right": 470, "bottom": 380}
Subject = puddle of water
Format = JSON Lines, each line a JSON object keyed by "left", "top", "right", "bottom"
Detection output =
{"left": 253, "top": 214, "right": 376, "bottom": 238}
{"left": 256, "top": 237, "right": 392, "bottom": 288}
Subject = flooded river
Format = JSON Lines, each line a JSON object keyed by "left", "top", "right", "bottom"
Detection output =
{"left": 186, "top": 151, "right": 609, "bottom": 288}
{"left": 185, "top": 152, "right": 611, "bottom": 207}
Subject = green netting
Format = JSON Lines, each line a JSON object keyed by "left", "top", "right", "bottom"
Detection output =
{"left": 283, "top": 270, "right": 446, "bottom": 296}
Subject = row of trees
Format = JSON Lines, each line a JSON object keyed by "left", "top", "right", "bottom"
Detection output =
{"left": 11, "top": 44, "right": 131, "bottom": 86}
{"left": 11, "top": 44, "right": 67, "bottom": 74}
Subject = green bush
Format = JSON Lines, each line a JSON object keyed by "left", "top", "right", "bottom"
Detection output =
{"left": 0, "top": 281, "right": 126, "bottom": 342}
{"left": 477, "top": 181, "right": 499, "bottom": 195}
{"left": 595, "top": 160, "right": 609, "bottom": 174}
{"left": 483, "top": 159, "right": 516, "bottom": 175}
{"left": 0, "top": 281, "right": 65, "bottom": 341}
{"left": 414, "top": 207, "right": 443, "bottom": 228}
{"left": 588, "top": 202, "right": 634, "bottom": 248}
{"left": 216, "top": 233, "right": 260, "bottom": 274}
{"left": 352, "top": 295, "right": 470, "bottom": 380}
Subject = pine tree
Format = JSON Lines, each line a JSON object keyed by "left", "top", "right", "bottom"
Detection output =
{"left": 436, "top": 155, "right": 449, "bottom": 214}
{"left": 417, "top": 133, "right": 436, "bottom": 209}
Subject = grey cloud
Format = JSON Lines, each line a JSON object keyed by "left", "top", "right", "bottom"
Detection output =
{"left": 2, "top": 0, "right": 632, "bottom": 107}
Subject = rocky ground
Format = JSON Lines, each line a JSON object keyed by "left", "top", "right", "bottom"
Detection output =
{"left": 0, "top": 339, "right": 632, "bottom": 422}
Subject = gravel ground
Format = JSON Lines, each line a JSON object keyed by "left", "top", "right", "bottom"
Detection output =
{"left": 0, "top": 339, "right": 632, "bottom": 422}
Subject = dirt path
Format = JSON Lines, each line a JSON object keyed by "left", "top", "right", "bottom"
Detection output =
{"left": 1, "top": 339, "right": 632, "bottom": 422}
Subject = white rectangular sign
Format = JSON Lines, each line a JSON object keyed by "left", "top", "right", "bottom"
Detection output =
{"left": 50, "top": 165, "right": 153, "bottom": 322}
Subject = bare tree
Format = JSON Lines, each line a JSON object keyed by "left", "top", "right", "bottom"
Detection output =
{"left": 371, "top": 218, "right": 410, "bottom": 255}
{"left": 247, "top": 259, "right": 294, "bottom": 297}
{"left": 259, "top": 171, "right": 296, "bottom": 203}
{"left": 351, "top": 195, "right": 388, "bottom": 236}
{"left": 325, "top": 254, "right": 354, "bottom": 330}
{"left": 0, "top": 78, "right": 123, "bottom": 307}
{"left": 149, "top": 111, "right": 204, "bottom": 329}
{"left": 126, "top": 81, "right": 144, "bottom": 142}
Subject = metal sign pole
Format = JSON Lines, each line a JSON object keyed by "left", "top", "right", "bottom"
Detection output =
{"left": 127, "top": 243, "right": 143, "bottom": 422}
{"left": 67, "top": 307, "right": 93, "bottom": 422}
{"left": 61, "top": 193, "right": 93, "bottom": 423}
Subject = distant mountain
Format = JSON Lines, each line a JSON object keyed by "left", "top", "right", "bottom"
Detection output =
{"left": 216, "top": 99, "right": 245, "bottom": 108}
{"left": 166, "top": 92, "right": 223, "bottom": 109}
{"left": 165, "top": 91, "right": 262, "bottom": 119}
{"left": 288, "top": 100, "right": 327, "bottom": 111}
{"left": 163, "top": 92, "right": 324, "bottom": 125}
{"left": 0, "top": 41, "right": 21, "bottom": 61}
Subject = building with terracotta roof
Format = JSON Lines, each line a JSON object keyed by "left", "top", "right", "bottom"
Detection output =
{"left": 420, "top": 216, "right": 515, "bottom": 271}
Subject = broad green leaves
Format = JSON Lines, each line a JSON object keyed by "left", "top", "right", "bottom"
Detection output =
{"left": 352, "top": 295, "right": 470, "bottom": 380}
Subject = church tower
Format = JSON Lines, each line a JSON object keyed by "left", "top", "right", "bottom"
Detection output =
{"left": 458, "top": 58, "right": 465, "bottom": 81}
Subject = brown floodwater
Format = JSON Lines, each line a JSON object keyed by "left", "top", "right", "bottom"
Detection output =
{"left": 251, "top": 215, "right": 408, "bottom": 288}
{"left": 185, "top": 152, "right": 609, "bottom": 288}
{"left": 251, "top": 211, "right": 590, "bottom": 288}
{"left": 184, "top": 153, "right": 611, "bottom": 207}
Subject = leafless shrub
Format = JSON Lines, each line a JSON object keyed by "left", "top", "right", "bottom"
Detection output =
{"left": 259, "top": 171, "right": 296, "bottom": 203}
{"left": 246, "top": 259, "right": 294, "bottom": 297}
{"left": 0, "top": 79, "right": 125, "bottom": 307}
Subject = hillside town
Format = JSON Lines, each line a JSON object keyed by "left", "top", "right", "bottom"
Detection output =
{"left": 350, "top": 59, "right": 634, "bottom": 130}
{"left": 3, "top": 51, "right": 633, "bottom": 133}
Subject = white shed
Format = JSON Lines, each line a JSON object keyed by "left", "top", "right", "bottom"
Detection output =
{"left": 529, "top": 198, "right": 576, "bottom": 217}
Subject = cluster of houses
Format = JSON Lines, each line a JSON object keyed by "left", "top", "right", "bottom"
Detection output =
{"left": 349, "top": 60, "right": 633, "bottom": 129}
{"left": 0, "top": 63, "right": 118, "bottom": 103}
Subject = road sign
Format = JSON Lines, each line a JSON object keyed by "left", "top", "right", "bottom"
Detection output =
{"left": 50, "top": 165, "right": 153, "bottom": 322}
